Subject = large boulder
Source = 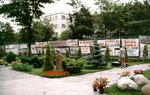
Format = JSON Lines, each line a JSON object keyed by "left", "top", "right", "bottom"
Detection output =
{"left": 117, "top": 77, "right": 138, "bottom": 90}
{"left": 132, "top": 74, "right": 150, "bottom": 85}
{"left": 141, "top": 84, "right": 150, "bottom": 95}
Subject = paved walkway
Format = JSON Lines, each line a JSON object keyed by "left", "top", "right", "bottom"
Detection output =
{"left": 0, "top": 64, "right": 150, "bottom": 95}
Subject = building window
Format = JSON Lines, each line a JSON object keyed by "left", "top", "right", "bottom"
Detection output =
{"left": 62, "top": 15, "right": 65, "bottom": 20}
{"left": 62, "top": 24, "right": 66, "bottom": 28}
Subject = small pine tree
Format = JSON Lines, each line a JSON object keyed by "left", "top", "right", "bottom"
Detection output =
{"left": 65, "top": 49, "right": 70, "bottom": 58}
{"left": 105, "top": 47, "right": 111, "bottom": 62}
{"left": 125, "top": 47, "right": 128, "bottom": 62}
{"left": 77, "top": 47, "right": 82, "bottom": 58}
{"left": 143, "top": 44, "right": 148, "bottom": 62}
{"left": 43, "top": 44, "right": 54, "bottom": 72}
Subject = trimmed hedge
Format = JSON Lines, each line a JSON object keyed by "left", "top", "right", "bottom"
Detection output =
{"left": 13, "top": 63, "right": 33, "bottom": 72}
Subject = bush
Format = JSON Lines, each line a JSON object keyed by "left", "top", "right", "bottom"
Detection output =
{"left": 62, "top": 58, "right": 86, "bottom": 73}
{"left": 13, "top": 63, "right": 33, "bottom": 72}
{"left": 105, "top": 47, "right": 111, "bottom": 62}
{"left": 143, "top": 44, "right": 148, "bottom": 62}
{"left": 20, "top": 56, "right": 43, "bottom": 68}
{"left": 0, "top": 47, "right": 5, "bottom": 58}
{"left": 5, "top": 52, "right": 16, "bottom": 63}
{"left": 77, "top": 47, "right": 82, "bottom": 58}
{"left": 43, "top": 44, "right": 54, "bottom": 72}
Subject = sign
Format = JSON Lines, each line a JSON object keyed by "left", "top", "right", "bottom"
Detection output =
{"left": 79, "top": 40, "right": 93, "bottom": 47}
{"left": 140, "top": 44, "right": 150, "bottom": 58}
{"left": 19, "top": 44, "right": 27, "bottom": 49}
{"left": 81, "top": 47, "right": 90, "bottom": 54}
{"left": 48, "top": 41, "right": 67, "bottom": 47}
{"left": 139, "top": 36, "right": 150, "bottom": 44}
{"left": 67, "top": 39, "right": 78, "bottom": 47}
{"left": 70, "top": 47, "right": 79, "bottom": 54}
{"left": 106, "top": 39, "right": 120, "bottom": 56}
{"left": 122, "top": 38, "right": 139, "bottom": 56}
{"left": 35, "top": 42, "right": 47, "bottom": 48}
{"left": 97, "top": 40, "right": 106, "bottom": 47}
{"left": 54, "top": 48, "right": 68, "bottom": 54}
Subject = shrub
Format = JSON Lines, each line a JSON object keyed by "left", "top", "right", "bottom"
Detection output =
{"left": 20, "top": 56, "right": 31, "bottom": 64}
{"left": 5, "top": 52, "right": 16, "bottom": 63}
{"left": 125, "top": 47, "right": 128, "bottom": 62}
{"left": 65, "top": 49, "right": 70, "bottom": 58}
{"left": 105, "top": 47, "right": 111, "bottom": 62}
{"left": 13, "top": 63, "right": 33, "bottom": 72}
{"left": 43, "top": 44, "right": 54, "bottom": 72}
{"left": 143, "top": 44, "right": 148, "bottom": 62}
{"left": 0, "top": 47, "right": 5, "bottom": 58}
{"left": 77, "top": 47, "right": 82, "bottom": 58}
{"left": 62, "top": 58, "right": 86, "bottom": 73}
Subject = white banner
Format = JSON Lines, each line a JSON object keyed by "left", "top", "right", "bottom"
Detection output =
{"left": 97, "top": 40, "right": 106, "bottom": 47}
{"left": 79, "top": 40, "right": 93, "bottom": 47}
{"left": 54, "top": 48, "right": 68, "bottom": 54}
{"left": 106, "top": 39, "right": 120, "bottom": 56}
{"left": 67, "top": 39, "right": 78, "bottom": 47}
{"left": 122, "top": 38, "right": 139, "bottom": 56}
{"left": 35, "top": 42, "right": 47, "bottom": 48}
{"left": 70, "top": 47, "right": 79, "bottom": 54}
{"left": 81, "top": 47, "right": 90, "bottom": 54}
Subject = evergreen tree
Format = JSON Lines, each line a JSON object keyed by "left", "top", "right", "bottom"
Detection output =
{"left": 77, "top": 47, "right": 82, "bottom": 58}
{"left": 43, "top": 44, "right": 54, "bottom": 72}
{"left": 88, "top": 39, "right": 106, "bottom": 69}
{"left": 65, "top": 49, "right": 70, "bottom": 58}
{"left": 105, "top": 47, "right": 111, "bottom": 62}
{"left": 125, "top": 47, "right": 128, "bottom": 62}
{"left": 143, "top": 44, "right": 148, "bottom": 62}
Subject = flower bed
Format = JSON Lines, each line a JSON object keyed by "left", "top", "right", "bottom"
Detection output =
{"left": 44, "top": 71, "right": 69, "bottom": 78}
{"left": 133, "top": 69, "right": 143, "bottom": 74}
{"left": 92, "top": 77, "right": 109, "bottom": 94}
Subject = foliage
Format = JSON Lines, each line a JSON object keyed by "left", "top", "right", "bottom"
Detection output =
{"left": 68, "top": 0, "right": 94, "bottom": 39}
{"left": 20, "top": 56, "right": 44, "bottom": 68}
{"left": 62, "top": 58, "right": 86, "bottom": 73}
{"left": 13, "top": 63, "right": 33, "bottom": 72}
{"left": 143, "top": 44, "right": 148, "bottom": 62}
{"left": 0, "top": 22, "right": 15, "bottom": 45}
{"left": 125, "top": 47, "right": 128, "bottom": 62}
{"left": 65, "top": 49, "right": 70, "bottom": 58}
{"left": 43, "top": 44, "right": 54, "bottom": 72}
{"left": 77, "top": 47, "right": 82, "bottom": 58}
{"left": 5, "top": 52, "right": 16, "bottom": 63}
{"left": 60, "top": 29, "right": 72, "bottom": 40}
{"left": 0, "top": 0, "right": 54, "bottom": 56}
{"left": 105, "top": 47, "right": 111, "bottom": 62}
{"left": 86, "top": 40, "right": 106, "bottom": 69}
{"left": 0, "top": 46, "right": 5, "bottom": 58}
{"left": 93, "top": 77, "right": 109, "bottom": 93}
{"left": 32, "top": 20, "right": 54, "bottom": 42}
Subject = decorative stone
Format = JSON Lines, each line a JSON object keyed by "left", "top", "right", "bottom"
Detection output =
{"left": 117, "top": 77, "right": 138, "bottom": 90}
{"left": 141, "top": 84, "right": 150, "bottom": 95}
{"left": 56, "top": 52, "right": 63, "bottom": 71}
{"left": 132, "top": 74, "right": 150, "bottom": 85}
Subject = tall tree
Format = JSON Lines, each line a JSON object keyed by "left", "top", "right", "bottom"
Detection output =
{"left": 0, "top": 22, "right": 15, "bottom": 46}
{"left": 0, "top": 0, "right": 54, "bottom": 56}
{"left": 68, "top": 0, "right": 94, "bottom": 39}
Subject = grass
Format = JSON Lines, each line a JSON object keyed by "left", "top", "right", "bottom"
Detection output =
{"left": 106, "top": 69, "right": 150, "bottom": 95}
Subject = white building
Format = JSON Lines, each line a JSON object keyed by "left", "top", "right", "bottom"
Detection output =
{"left": 45, "top": 13, "right": 70, "bottom": 37}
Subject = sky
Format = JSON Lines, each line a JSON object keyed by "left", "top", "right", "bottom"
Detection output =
{"left": 0, "top": 0, "right": 145, "bottom": 32}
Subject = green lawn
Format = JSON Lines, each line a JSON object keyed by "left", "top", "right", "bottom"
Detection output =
{"left": 106, "top": 69, "right": 150, "bottom": 95}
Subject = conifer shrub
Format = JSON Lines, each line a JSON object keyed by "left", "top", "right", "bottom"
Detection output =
{"left": 43, "top": 44, "right": 54, "bottom": 72}
{"left": 105, "top": 47, "right": 111, "bottom": 62}
{"left": 77, "top": 47, "right": 82, "bottom": 58}
{"left": 143, "top": 44, "right": 148, "bottom": 62}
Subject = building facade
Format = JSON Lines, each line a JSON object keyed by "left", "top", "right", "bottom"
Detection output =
{"left": 45, "top": 13, "right": 70, "bottom": 37}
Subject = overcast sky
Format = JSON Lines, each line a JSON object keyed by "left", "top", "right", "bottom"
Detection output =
{"left": 0, "top": 0, "right": 145, "bottom": 31}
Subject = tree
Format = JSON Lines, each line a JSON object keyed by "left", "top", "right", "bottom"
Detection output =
{"left": 0, "top": 0, "right": 54, "bottom": 56}
{"left": 32, "top": 20, "right": 54, "bottom": 42}
{"left": 77, "top": 47, "right": 82, "bottom": 58}
{"left": 60, "top": 29, "right": 72, "bottom": 40}
{"left": 68, "top": 0, "right": 94, "bottom": 39}
{"left": 0, "top": 22, "right": 15, "bottom": 45}
{"left": 43, "top": 44, "right": 54, "bottom": 72}
{"left": 143, "top": 44, "right": 148, "bottom": 62}
{"left": 105, "top": 47, "right": 110, "bottom": 62}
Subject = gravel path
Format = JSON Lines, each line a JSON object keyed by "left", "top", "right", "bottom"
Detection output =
{"left": 0, "top": 64, "right": 150, "bottom": 95}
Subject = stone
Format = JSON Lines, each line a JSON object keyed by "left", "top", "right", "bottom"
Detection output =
{"left": 141, "top": 84, "right": 150, "bottom": 95}
{"left": 56, "top": 52, "right": 63, "bottom": 71}
{"left": 132, "top": 74, "right": 150, "bottom": 85}
{"left": 117, "top": 77, "right": 138, "bottom": 90}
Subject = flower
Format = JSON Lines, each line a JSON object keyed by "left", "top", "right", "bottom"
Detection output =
{"left": 44, "top": 71, "right": 69, "bottom": 76}
{"left": 133, "top": 70, "right": 143, "bottom": 74}
{"left": 148, "top": 65, "right": 150, "bottom": 67}
{"left": 92, "top": 77, "right": 109, "bottom": 92}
